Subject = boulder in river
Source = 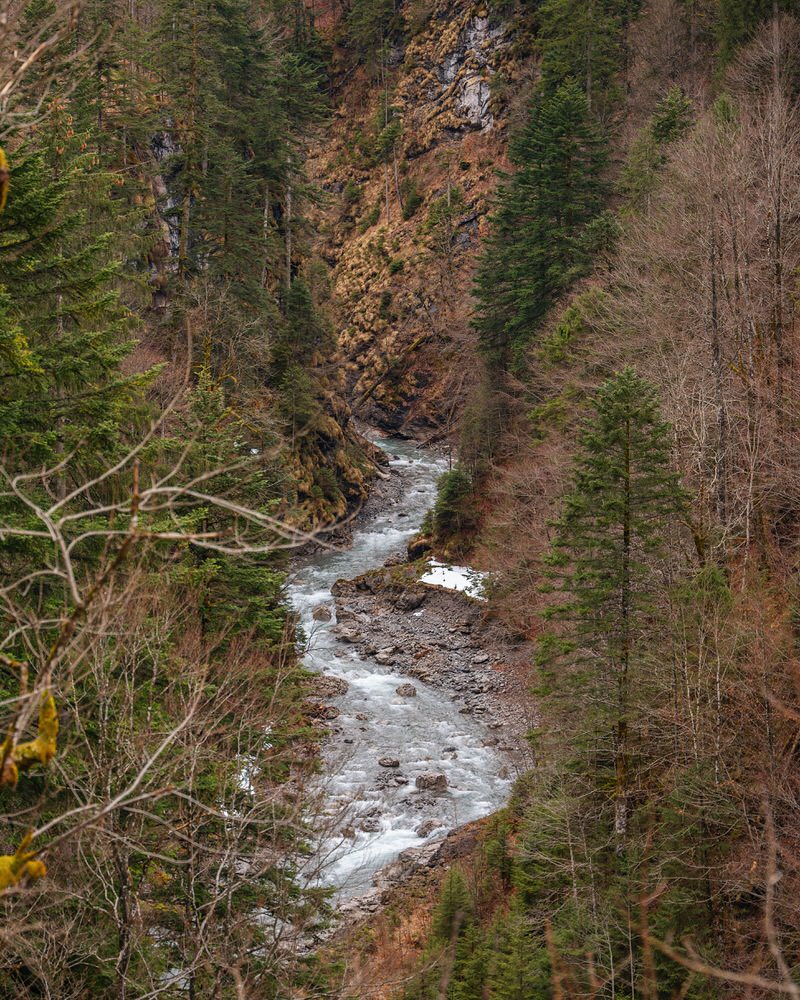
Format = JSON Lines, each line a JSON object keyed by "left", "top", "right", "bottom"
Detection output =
{"left": 415, "top": 772, "right": 448, "bottom": 793}
{"left": 417, "top": 819, "right": 443, "bottom": 838}
{"left": 395, "top": 683, "right": 417, "bottom": 697}
{"left": 375, "top": 652, "right": 395, "bottom": 666}
{"left": 379, "top": 757, "right": 400, "bottom": 768}
{"left": 312, "top": 604, "right": 333, "bottom": 622}
{"left": 319, "top": 705, "right": 341, "bottom": 720}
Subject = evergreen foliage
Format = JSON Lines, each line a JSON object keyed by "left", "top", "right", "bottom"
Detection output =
{"left": 535, "top": 0, "right": 629, "bottom": 115}
{"left": 0, "top": 150, "right": 149, "bottom": 469}
{"left": 427, "top": 466, "right": 479, "bottom": 553}
{"left": 540, "top": 368, "right": 685, "bottom": 841}
{"left": 620, "top": 87, "right": 694, "bottom": 208}
{"left": 715, "top": 0, "right": 796, "bottom": 66}
{"left": 473, "top": 80, "right": 607, "bottom": 375}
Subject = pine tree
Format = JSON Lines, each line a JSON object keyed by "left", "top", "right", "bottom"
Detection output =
{"left": 486, "top": 899, "right": 549, "bottom": 999}
{"left": 620, "top": 87, "right": 694, "bottom": 210}
{"left": 431, "top": 867, "right": 473, "bottom": 943}
{"left": 347, "top": 0, "right": 396, "bottom": 71}
{"left": 0, "top": 150, "right": 149, "bottom": 471}
{"left": 540, "top": 368, "right": 685, "bottom": 846}
{"left": 716, "top": 0, "right": 792, "bottom": 66}
{"left": 473, "top": 79, "right": 607, "bottom": 376}
{"left": 536, "top": 0, "right": 626, "bottom": 116}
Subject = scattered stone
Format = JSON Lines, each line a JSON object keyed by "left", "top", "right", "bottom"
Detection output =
{"left": 360, "top": 817, "right": 381, "bottom": 833}
{"left": 417, "top": 819, "right": 442, "bottom": 838}
{"left": 319, "top": 705, "right": 341, "bottom": 720}
{"left": 397, "top": 590, "right": 426, "bottom": 612}
{"left": 315, "top": 675, "right": 349, "bottom": 698}
{"left": 312, "top": 604, "right": 333, "bottom": 622}
{"left": 356, "top": 712, "right": 369, "bottom": 721}
{"left": 375, "top": 652, "right": 395, "bottom": 666}
{"left": 415, "top": 772, "right": 448, "bottom": 793}
{"left": 443, "top": 746, "right": 457, "bottom": 753}
{"left": 472, "top": 652, "right": 490, "bottom": 664}
{"left": 394, "top": 774, "right": 409, "bottom": 785}
{"left": 379, "top": 757, "right": 400, "bottom": 768}
{"left": 395, "top": 683, "right": 417, "bottom": 697}
{"left": 335, "top": 626, "right": 360, "bottom": 643}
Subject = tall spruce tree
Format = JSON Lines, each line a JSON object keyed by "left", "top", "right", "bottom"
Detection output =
{"left": 0, "top": 150, "right": 148, "bottom": 471}
{"left": 347, "top": 0, "right": 396, "bottom": 72}
{"left": 473, "top": 79, "right": 607, "bottom": 377}
{"left": 539, "top": 368, "right": 685, "bottom": 846}
{"left": 536, "top": 0, "right": 627, "bottom": 115}
{"left": 716, "top": 0, "right": 794, "bottom": 66}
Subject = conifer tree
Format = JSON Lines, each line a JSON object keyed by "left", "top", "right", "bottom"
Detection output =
{"left": 431, "top": 867, "right": 473, "bottom": 942}
{"left": 0, "top": 150, "right": 148, "bottom": 471}
{"left": 536, "top": 0, "right": 626, "bottom": 115}
{"left": 716, "top": 0, "right": 792, "bottom": 66}
{"left": 347, "top": 0, "right": 396, "bottom": 72}
{"left": 486, "top": 899, "right": 548, "bottom": 999}
{"left": 540, "top": 368, "right": 685, "bottom": 845}
{"left": 473, "top": 79, "right": 607, "bottom": 376}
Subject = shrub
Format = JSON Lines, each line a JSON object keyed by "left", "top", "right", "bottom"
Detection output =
{"left": 431, "top": 466, "right": 479, "bottom": 550}
{"left": 400, "top": 177, "right": 423, "bottom": 219}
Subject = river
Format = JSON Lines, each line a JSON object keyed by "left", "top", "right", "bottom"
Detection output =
{"left": 288, "top": 436, "right": 511, "bottom": 899}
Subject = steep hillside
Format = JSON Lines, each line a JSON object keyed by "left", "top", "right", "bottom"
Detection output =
{"left": 310, "top": 2, "right": 800, "bottom": 998}
{"left": 308, "top": 0, "right": 523, "bottom": 436}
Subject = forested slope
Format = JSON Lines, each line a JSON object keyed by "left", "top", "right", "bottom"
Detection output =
{"left": 2, "top": 0, "right": 800, "bottom": 998}
{"left": 339, "top": 1, "right": 800, "bottom": 997}
{"left": 0, "top": 2, "right": 368, "bottom": 995}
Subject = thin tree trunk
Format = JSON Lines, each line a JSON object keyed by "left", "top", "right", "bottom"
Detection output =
{"left": 615, "top": 413, "right": 632, "bottom": 850}
{"left": 284, "top": 183, "right": 292, "bottom": 291}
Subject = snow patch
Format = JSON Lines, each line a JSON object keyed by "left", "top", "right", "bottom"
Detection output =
{"left": 419, "top": 561, "right": 488, "bottom": 601}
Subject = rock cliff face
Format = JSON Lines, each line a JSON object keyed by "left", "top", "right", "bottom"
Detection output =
{"left": 308, "top": 0, "right": 525, "bottom": 437}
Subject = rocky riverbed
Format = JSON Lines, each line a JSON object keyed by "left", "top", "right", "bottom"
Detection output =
{"left": 328, "top": 568, "right": 534, "bottom": 752}
{"left": 290, "top": 435, "right": 534, "bottom": 905}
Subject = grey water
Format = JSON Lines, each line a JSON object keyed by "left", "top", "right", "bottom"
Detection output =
{"left": 287, "top": 437, "right": 511, "bottom": 899}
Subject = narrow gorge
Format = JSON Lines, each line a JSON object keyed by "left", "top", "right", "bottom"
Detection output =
{"left": 2, "top": 1, "right": 800, "bottom": 998}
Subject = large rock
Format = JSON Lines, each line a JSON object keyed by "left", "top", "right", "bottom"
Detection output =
{"left": 407, "top": 535, "right": 432, "bottom": 561}
{"left": 334, "top": 625, "right": 360, "bottom": 643}
{"left": 379, "top": 757, "right": 400, "bottom": 768}
{"left": 395, "top": 683, "right": 417, "bottom": 697}
{"left": 375, "top": 652, "right": 395, "bottom": 666}
{"left": 415, "top": 772, "right": 448, "bottom": 793}
{"left": 312, "top": 605, "right": 333, "bottom": 622}
{"left": 397, "top": 590, "right": 426, "bottom": 612}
